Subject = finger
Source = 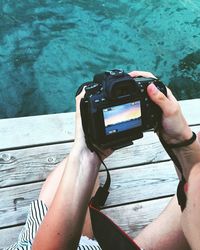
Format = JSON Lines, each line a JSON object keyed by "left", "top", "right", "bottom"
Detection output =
{"left": 76, "top": 87, "right": 86, "bottom": 114}
{"left": 147, "top": 83, "right": 171, "bottom": 114}
{"left": 75, "top": 88, "right": 86, "bottom": 140}
{"left": 128, "top": 71, "right": 157, "bottom": 79}
{"left": 76, "top": 87, "right": 86, "bottom": 104}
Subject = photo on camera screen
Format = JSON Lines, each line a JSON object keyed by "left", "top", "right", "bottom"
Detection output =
{"left": 103, "top": 101, "right": 142, "bottom": 135}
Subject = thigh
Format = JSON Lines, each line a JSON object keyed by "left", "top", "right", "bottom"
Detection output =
{"left": 182, "top": 163, "right": 200, "bottom": 250}
{"left": 39, "top": 157, "right": 67, "bottom": 208}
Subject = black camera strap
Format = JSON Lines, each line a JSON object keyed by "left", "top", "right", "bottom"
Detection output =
{"left": 158, "top": 133, "right": 195, "bottom": 211}
{"left": 159, "top": 136, "right": 186, "bottom": 210}
{"left": 89, "top": 151, "right": 141, "bottom": 250}
{"left": 91, "top": 151, "right": 111, "bottom": 208}
{"left": 159, "top": 132, "right": 197, "bottom": 211}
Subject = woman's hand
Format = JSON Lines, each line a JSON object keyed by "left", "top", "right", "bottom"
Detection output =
{"left": 73, "top": 88, "right": 113, "bottom": 163}
{"left": 128, "top": 71, "right": 193, "bottom": 144}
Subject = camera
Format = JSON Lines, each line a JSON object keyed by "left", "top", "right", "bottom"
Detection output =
{"left": 77, "top": 69, "right": 167, "bottom": 150}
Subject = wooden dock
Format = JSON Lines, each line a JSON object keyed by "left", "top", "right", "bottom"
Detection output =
{"left": 0, "top": 98, "right": 200, "bottom": 249}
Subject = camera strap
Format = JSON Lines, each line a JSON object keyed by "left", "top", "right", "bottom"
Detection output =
{"left": 89, "top": 131, "right": 195, "bottom": 250}
{"left": 159, "top": 132, "right": 197, "bottom": 211}
{"left": 89, "top": 151, "right": 141, "bottom": 250}
{"left": 158, "top": 134, "right": 187, "bottom": 211}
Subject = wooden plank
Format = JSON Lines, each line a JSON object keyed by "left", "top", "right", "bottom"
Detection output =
{"left": 179, "top": 98, "right": 200, "bottom": 125}
{"left": 101, "top": 161, "right": 178, "bottom": 206}
{"left": 1, "top": 124, "right": 200, "bottom": 187}
{"left": 0, "top": 112, "right": 75, "bottom": 151}
{"left": 0, "top": 135, "right": 168, "bottom": 187}
{"left": 0, "top": 161, "right": 178, "bottom": 228}
{"left": 0, "top": 183, "right": 42, "bottom": 228}
{"left": 0, "top": 99, "right": 199, "bottom": 150}
{"left": 103, "top": 197, "right": 172, "bottom": 238}
{"left": 0, "top": 225, "right": 23, "bottom": 250}
{"left": 0, "top": 143, "right": 70, "bottom": 187}
{"left": 0, "top": 197, "right": 171, "bottom": 249}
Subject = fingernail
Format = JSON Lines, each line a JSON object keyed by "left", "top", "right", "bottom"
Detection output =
{"left": 148, "top": 83, "right": 158, "bottom": 94}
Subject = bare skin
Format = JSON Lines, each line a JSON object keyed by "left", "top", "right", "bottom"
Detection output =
{"left": 32, "top": 70, "right": 200, "bottom": 250}
{"left": 38, "top": 157, "right": 100, "bottom": 238}
{"left": 182, "top": 162, "right": 200, "bottom": 250}
{"left": 130, "top": 71, "right": 200, "bottom": 250}
{"left": 32, "top": 89, "right": 112, "bottom": 250}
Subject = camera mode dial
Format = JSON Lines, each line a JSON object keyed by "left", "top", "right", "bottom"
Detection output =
{"left": 106, "top": 69, "right": 124, "bottom": 77}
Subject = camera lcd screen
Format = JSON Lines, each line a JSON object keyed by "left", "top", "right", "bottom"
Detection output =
{"left": 103, "top": 101, "right": 142, "bottom": 135}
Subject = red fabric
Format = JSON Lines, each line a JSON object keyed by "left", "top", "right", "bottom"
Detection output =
{"left": 89, "top": 202, "right": 141, "bottom": 250}
{"left": 184, "top": 182, "right": 188, "bottom": 193}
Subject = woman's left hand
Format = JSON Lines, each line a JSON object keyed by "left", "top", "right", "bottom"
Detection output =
{"left": 73, "top": 88, "right": 113, "bottom": 163}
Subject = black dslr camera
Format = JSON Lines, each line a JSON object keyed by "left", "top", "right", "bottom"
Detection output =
{"left": 77, "top": 69, "right": 167, "bottom": 150}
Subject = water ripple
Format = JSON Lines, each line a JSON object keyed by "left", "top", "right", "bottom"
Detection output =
{"left": 0, "top": 0, "right": 200, "bottom": 118}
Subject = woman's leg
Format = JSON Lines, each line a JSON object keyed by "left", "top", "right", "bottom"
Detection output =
{"left": 38, "top": 157, "right": 67, "bottom": 208}
{"left": 38, "top": 156, "right": 99, "bottom": 239}
{"left": 134, "top": 195, "right": 191, "bottom": 250}
{"left": 181, "top": 162, "right": 200, "bottom": 250}
{"left": 135, "top": 132, "right": 200, "bottom": 250}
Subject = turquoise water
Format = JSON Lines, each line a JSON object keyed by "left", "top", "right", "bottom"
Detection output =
{"left": 0, "top": 0, "right": 200, "bottom": 118}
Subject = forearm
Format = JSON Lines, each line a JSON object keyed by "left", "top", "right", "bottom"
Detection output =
{"left": 32, "top": 146, "right": 101, "bottom": 250}
{"left": 172, "top": 130, "right": 200, "bottom": 180}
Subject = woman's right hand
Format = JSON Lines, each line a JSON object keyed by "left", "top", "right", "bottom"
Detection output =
{"left": 129, "top": 71, "right": 193, "bottom": 144}
{"left": 147, "top": 82, "right": 193, "bottom": 144}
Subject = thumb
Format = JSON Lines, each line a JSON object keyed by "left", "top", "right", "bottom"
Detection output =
{"left": 75, "top": 87, "right": 86, "bottom": 116}
{"left": 147, "top": 83, "right": 170, "bottom": 114}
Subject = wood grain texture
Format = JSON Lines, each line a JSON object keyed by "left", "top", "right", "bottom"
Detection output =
{"left": 0, "top": 99, "right": 199, "bottom": 150}
{"left": 0, "top": 183, "right": 42, "bottom": 228}
{"left": 1, "top": 124, "right": 200, "bottom": 188}
{"left": 0, "top": 225, "right": 23, "bottom": 250}
{"left": 103, "top": 197, "right": 171, "bottom": 238}
{"left": 0, "top": 112, "right": 75, "bottom": 150}
{"left": 1, "top": 197, "right": 171, "bottom": 249}
{"left": 0, "top": 161, "right": 178, "bottom": 229}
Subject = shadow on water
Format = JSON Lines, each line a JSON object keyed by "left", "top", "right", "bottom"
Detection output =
{"left": 0, "top": 0, "right": 75, "bottom": 118}
{"left": 169, "top": 50, "right": 200, "bottom": 100}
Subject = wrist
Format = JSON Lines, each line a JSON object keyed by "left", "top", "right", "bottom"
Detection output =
{"left": 70, "top": 144, "right": 101, "bottom": 168}
{"left": 167, "top": 132, "right": 196, "bottom": 149}
{"left": 161, "top": 126, "right": 193, "bottom": 145}
{"left": 178, "top": 127, "right": 193, "bottom": 142}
